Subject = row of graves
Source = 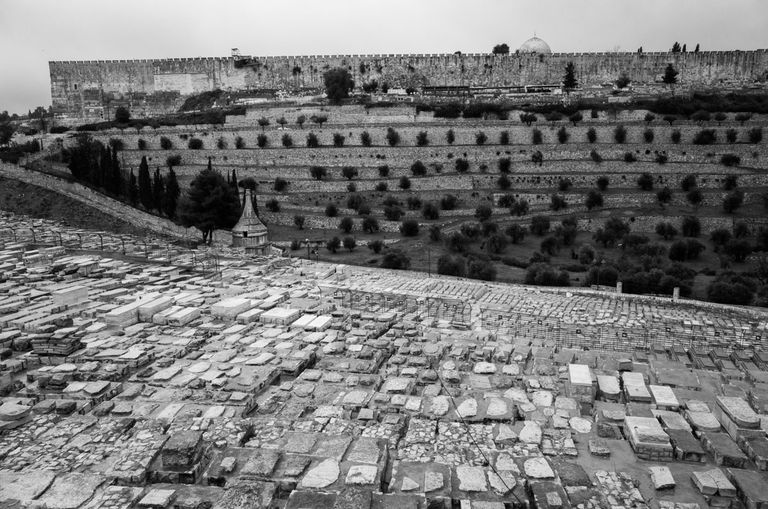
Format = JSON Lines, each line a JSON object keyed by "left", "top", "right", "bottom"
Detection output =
{"left": 0, "top": 216, "right": 766, "bottom": 508}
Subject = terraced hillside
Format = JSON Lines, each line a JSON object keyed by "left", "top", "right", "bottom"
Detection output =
{"left": 71, "top": 104, "right": 768, "bottom": 302}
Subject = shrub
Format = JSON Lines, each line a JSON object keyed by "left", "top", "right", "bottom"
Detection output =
{"left": 724, "top": 239, "right": 753, "bottom": 263}
{"left": 590, "top": 150, "right": 602, "bottom": 163}
{"left": 614, "top": 126, "right": 627, "bottom": 143}
{"left": 160, "top": 136, "right": 173, "bottom": 150}
{"left": 325, "top": 203, "right": 338, "bottom": 217}
{"left": 569, "top": 112, "right": 583, "bottom": 126}
{"left": 656, "top": 222, "right": 678, "bottom": 240}
{"left": 585, "top": 190, "right": 603, "bottom": 210}
{"left": 441, "top": 194, "right": 458, "bottom": 210}
{"left": 475, "top": 132, "right": 487, "bottom": 145}
{"left": 686, "top": 188, "right": 702, "bottom": 207}
{"left": 644, "top": 113, "right": 656, "bottom": 123}
{"left": 166, "top": 154, "right": 182, "bottom": 167}
{"left": 455, "top": 158, "right": 469, "bottom": 173}
{"left": 257, "top": 134, "right": 268, "bottom": 148}
{"left": 506, "top": 224, "right": 527, "bottom": 244}
{"left": 530, "top": 215, "right": 551, "bottom": 236}
{"left": 643, "top": 129, "right": 654, "bottom": 143}
{"left": 217, "top": 137, "right": 227, "bottom": 149}
{"left": 235, "top": 136, "right": 245, "bottom": 149}
{"left": 347, "top": 182, "right": 356, "bottom": 193}
{"left": 586, "top": 127, "right": 597, "bottom": 143}
{"left": 429, "top": 225, "right": 442, "bottom": 241}
{"left": 360, "top": 131, "right": 372, "bottom": 146}
{"left": 734, "top": 221, "right": 749, "bottom": 238}
{"left": 497, "top": 174, "right": 511, "bottom": 190}
{"left": 383, "top": 205, "right": 403, "bottom": 221}
{"left": 558, "top": 178, "right": 572, "bottom": 192}
{"left": 669, "top": 239, "right": 705, "bottom": 261}
{"left": 525, "top": 263, "right": 570, "bottom": 287}
{"left": 423, "top": 202, "right": 439, "bottom": 220}
{"left": 475, "top": 204, "right": 492, "bottom": 222}
{"left": 749, "top": 127, "right": 763, "bottom": 144}
{"left": 400, "top": 219, "right": 420, "bottom": 237}
{"left": 557, "top": 127, "right": 569, "bottom": 144}
{"left": 681, "top": 174, "right": 697, "bottom": 192}
{"left": 510, "top": 199, "right": 529, "bottom": 216}
{"left": 137, "top": 139, "right": 147, "bottom": 150}
{"left": 281, "top": 133, "right": 293, "bottom": 147}
{"left": 326, "top": 236, "right": 341, "bottom": 253}
{"left": 362, "top": 216, "right": 380, "bottom": 233}
{"left": 377, "top": 165, "right": 389, "bottom": 177}
{"left": 310, "top": 166, "right": 327, "bottom": 180}
{"left": 624, "top": 152, "right": 637, "bottom": 162}
{"left": 656, "top": 187, "right": 672, "bottom": 205}
{"left": 341, "top": 166, "right": 358, "bottom": 180}
{"left": 375, "top": 182, "right": 388, "bottom": 192}
{"left": 531, "top": 151, "right": 543, "bottom": 165}
{"left": 671, "top": 130, "right": 681, "bottom": 143}
{"left": 663, "top": 115, "right": 676, "bottom": 125}
{"left": 723, "top": 175, "right": 738, "bottom": 190}
{"left": 437, "top": 254, "right": 466, "bottom": 277}
{"left": 519, "top": 112, "right": 537, "bottom": 126}
{"left": 274, "top": 177, "right": 288, "bottom": 192}
{"left": 357, "top": 204, "right": 371, "bottom": 216}
{"left": 550, "top": 194, "right": 567, "bottom": 211}
{"left": 115, "top": 106, "right": 130, "bottom": 123}
{"left": 346, "top": 194, "right": 364, "bottom": 210}
{"left": 343, "top": 236, "right": 356, "bottom": 252}
{"left": 545, "top": 111, "right": 563, "bottom": 123}
{"left": 411, "top": 160, "right": 427, "bottom": 176}
{"left": 726, "top": 129, "right": 738, "bottom": 143}
{"left": 597, "top": 176, "right": 609, "bottom": 191}
{"left": 290, "top": 240, "right": 301, "bottom": 251}
{"left": 693, "top": 129, "right": 717, "bottom": 145}
{"left": 723, "top": 190, "right": 744, "bottom": 213}
{"left": 265, "top": 199, "right": 280, "bottom": 212}
{"left": 655, "top": 153, "right": 668, "bottom": 164}
{"left": 682, "top": 216, "right": 701, "bottom": 237}
{"left": 637, "top": 173, "right": 654, "bottom": 191}
{"left": 385, "top": 127, "right": 400, "bottom": 146}
{"left": 293, "top": 215, "right": 305, "bottom": 229}
{"left": 380, "top": 249, "right": 410, "bottom": 270}
{"left": 339, "top": 217, "right": 354, "bottom": 233}
{"left": 468, "top": 258, "right": 497, "bottom": 281}
{"left": 446, "top": 129, "right": 455, "bottom": 144}
{"left": 499, "top": 131, "right": 510, "bottom": 145}
{"left": 368, "top": 239, "right": 384, "bottom": 253}
{"left": 188, "top": 138, "right": 203, "bottom": 149}
{"left": 532, "top": 129, "right": 543, "bottom": 144}
{"left": 332, "top": 133, "right": 345, "bottom": 147}
{"left": 306, "top": 132, "right": 319, "bottom": 147}
{"left": 720, "top": 154, "right": 741, "bottom": 167}
{"left": 691, "top": 110, "right": 711, "bottom": 123}
{"left": 399, "top": 176, "right": 411, "bottom": 190}
{"left": 498, "top": 157, "right": 511, "bottom": 173}
{"left": 406, "top": 196, "right": 422, "bottom": 210}
{"left": 711, "top": 228, "right": 732, "bottom": 248}
{"left": 735, "top": 112, "right": 752, "bottom": 125}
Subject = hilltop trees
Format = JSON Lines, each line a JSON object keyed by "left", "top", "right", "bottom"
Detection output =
{"left": 562, "top": 62, "right": 578, "bottom": 94}
{"left": 492, "top": 43, "right": 510, "bottom": 55}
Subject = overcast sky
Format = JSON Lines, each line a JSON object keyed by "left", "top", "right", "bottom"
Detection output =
{"left": 1, "top": 0, "right": 765, "bottom": 114}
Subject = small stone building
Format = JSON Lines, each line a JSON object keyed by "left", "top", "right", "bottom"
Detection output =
{"left": 231, "top": 191, "right": 269, "bottom": 255}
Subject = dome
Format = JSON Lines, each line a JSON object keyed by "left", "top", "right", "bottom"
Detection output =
{"left": 518, "top": 36, "right": 552, "bottom": 55}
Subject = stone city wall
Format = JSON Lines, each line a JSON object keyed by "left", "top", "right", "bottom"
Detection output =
{"left": 50, "top": 50, "right": 768, "bottom": 117}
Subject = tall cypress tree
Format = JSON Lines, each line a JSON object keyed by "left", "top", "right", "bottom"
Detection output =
{"left": 138, "top": 156, "right": 153, "bottom": 210}
{"left": 111, "top": 148, "right": 122, "bottom": 197}
{"left": 128, "top": 169, "right": 138, "bottom": 205}
{"left": 164, "top": 167, "right": 180, "bottom": 219}
{"left": 230, "top": 169, "right": 240, "bottom": 207}
{"left": 152, "top": 168, "right": 165, "bottom": 214}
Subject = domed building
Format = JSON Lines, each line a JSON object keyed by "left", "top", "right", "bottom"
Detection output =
{"left": 518, "top": 36, "right": 552, "bottom": 55}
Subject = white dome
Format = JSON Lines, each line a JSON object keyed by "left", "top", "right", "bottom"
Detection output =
{"left": 518, "top": 37, "right": 552, "bottom": 55}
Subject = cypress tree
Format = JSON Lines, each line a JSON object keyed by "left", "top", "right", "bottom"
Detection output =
{"left": 152, "top": 168, "right": 165, "bottom": 214}
{"left": 110, "top": 148, "right": 123, "bottom": 196}
{"left": 164, "top": 167, "right": 180, "bottom": 219}
{"left": 138, "top": 156, "right": 153, "bottom": 210}
{"left": 128, "top": 169, "right": 138, "bottom": 205}
{"left": 207, "top": 157, "right": 213, "bottom": 172}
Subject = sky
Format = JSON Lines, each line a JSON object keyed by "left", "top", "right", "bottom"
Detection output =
{"left": 1, "top": 0, "right": 766, "bottom": 114}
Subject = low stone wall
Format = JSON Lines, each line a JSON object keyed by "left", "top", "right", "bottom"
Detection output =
{"left": 0, "top": 162, "right": 200, "bottom": 240}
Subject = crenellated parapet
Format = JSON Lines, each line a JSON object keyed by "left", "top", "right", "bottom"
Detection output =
{"left": 49, "top": 50, "right": 768, "bottom": 119}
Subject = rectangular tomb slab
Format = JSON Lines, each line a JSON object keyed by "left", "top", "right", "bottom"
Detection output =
{"left": 717, "top": 396, "right": 760, "bottom": 429}
{"left": 649, "top": 385, "right": 680, "bottom": 410}
{"left": 260, "top": 307, "right": 301, "bottom": 325}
